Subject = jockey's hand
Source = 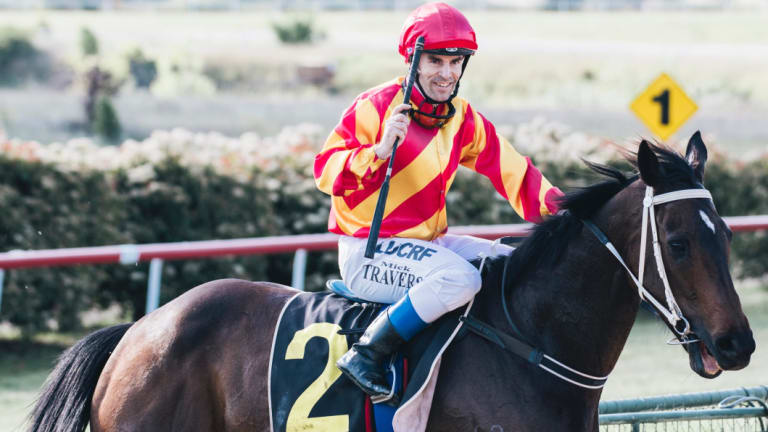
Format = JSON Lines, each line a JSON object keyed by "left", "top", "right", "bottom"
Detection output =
{"left": 375, "top": 104, "right": 411, "bottom": 160}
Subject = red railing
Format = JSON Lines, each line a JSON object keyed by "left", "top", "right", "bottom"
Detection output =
{"left": 1, "top": 216, "right": 767, "bottom": 269}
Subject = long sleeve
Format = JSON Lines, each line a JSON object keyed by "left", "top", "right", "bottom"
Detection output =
{"left": 314, "top": 79, "right": 561, "bottom": 239}
{"left": 314, "top": 94, "right": 391, "bottom": 197}
{"left": 460, "top": 109, "right": 563, "bottom": 223}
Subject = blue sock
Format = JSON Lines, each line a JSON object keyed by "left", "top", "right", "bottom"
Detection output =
{"left": 387, "top": 293, "right": 427, "bottom": 341}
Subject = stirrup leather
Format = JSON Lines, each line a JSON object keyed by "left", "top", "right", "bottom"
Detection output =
{"left": 370, "top": 361, "right": 399, "bottom": 405}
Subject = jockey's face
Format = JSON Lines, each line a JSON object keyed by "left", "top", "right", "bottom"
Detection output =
{"left": 416, "top": 53, "right": 464, "bottom": 102}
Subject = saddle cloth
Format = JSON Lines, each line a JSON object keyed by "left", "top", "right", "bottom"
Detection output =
{"left": 268, "top": 290, "right": 469, "bottom": 432}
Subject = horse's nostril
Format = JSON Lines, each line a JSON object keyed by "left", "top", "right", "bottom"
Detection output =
{"left": 716, "top": 336, "right": 735, "bottom": 353}
{"left": 715, "top": 332, "right": 756, "bottom": 359}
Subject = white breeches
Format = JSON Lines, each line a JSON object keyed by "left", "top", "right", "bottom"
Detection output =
{"left": 338, "top": 234, "right": 514, "bottom": 323}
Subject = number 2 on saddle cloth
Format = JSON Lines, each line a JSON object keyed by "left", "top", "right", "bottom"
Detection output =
{"left": 268, "top": 288, "right": 466, "bottom": 432}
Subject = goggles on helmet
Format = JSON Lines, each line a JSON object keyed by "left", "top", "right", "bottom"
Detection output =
{"left": 423, "top": 47, "right": 475, "bottom": 57}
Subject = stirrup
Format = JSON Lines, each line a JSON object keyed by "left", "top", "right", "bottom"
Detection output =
{"left": 370, "top": 362, "right": 399, "bottom": 405}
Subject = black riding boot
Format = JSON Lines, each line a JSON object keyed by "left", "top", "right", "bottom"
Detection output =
{"left": 336, "top": 310, "right": 404, "bottom": 404}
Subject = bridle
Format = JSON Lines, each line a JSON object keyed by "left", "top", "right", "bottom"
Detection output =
{"left": 463, "top": 184, "right": 714, "bottom": 389}
{"left": 583, "top": 185, "right": 713, "bottom": 344}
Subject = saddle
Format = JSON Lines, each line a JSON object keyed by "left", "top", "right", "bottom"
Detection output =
{"left": 268, "top": 280, "right": 468, "bottom": 432}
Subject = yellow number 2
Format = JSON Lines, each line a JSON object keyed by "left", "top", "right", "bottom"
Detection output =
{"left": 285, "top": 322, "right": 350, "bottom": 431}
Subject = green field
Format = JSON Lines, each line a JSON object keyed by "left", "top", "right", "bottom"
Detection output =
{"left": 1, "top": 10, "right": 767, "bottom": 152}
{"left": 1, "top": 281, "right": 766, "bottom": 431}
{"left": 0, "top": 338, "right": 69, "bottom": 432}
{"left": 5, "top": 9, "right": 765, "bottom": 107}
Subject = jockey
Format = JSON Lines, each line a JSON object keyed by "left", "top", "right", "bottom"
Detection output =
{"left": 313, "top": 2, "right": 563, "bottom": 402}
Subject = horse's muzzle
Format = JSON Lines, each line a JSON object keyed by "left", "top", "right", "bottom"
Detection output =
{"left": 689, "top": 329, "right": 755, "bottom": 378}
{"left": 713, "top": 329, "right": 755, "bottom": 370}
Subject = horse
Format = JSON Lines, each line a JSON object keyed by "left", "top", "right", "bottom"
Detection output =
{"left": 28, "top": 133, "right": 755, "bottom": 432}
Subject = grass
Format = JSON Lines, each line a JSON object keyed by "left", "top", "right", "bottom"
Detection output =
{"left": 11, "top": 9, "right": 765, "bottom": 106}
{"left": 0, "top": 282, "right": 766, "bottom": 429}
{"left": 1, "top": 10, "right": 767, "bottom": 152}
{"left": 0, "top": 336, "right": 74, "bottom": 432}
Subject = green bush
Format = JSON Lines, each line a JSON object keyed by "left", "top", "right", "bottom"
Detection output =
{"left": 126, "top": 48, "right": 157, "bottom": 88}
{"left": 0, "top": 27, "right": 49, "bottom": 86}
{"left": 0, "top": 155, "right": 281, "bottom": 334}
{"left": 97, "top": 159, "right": 281, "bottom": 321}
{"left": 271, "top": 15, "right": 317, "bottom": 44}
{"left": 705, "top": 158, "right": 768, "bottom": 277}
{"left": 0, "top": 125, "right": 765, "bottom": 335}
{"left": 79, "top": 27, "right": 99, "bottom": 56}
{"left": 0, "top": 157, "right": 129, "bottom": 334}
{"left": 92, "top": 96, "right": 121, "bottom": 142}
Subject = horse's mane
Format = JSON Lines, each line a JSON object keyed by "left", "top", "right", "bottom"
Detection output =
{"left": 485, "top": 142, "right": 699, "bottom": 283}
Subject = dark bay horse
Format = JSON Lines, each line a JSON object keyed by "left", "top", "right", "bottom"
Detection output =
{"left": 29, "top": 134, "right": 754, "bottom": 432}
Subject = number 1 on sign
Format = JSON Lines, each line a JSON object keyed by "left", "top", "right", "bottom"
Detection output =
{"left": 652, "top": 89, "right": 670, "bottom": 125}
{"left": 630, "top": 73, "right": 697, "bottom": 140}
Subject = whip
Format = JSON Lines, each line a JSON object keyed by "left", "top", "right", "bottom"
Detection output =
{"left": 364, "top": 36, "right": 425, "bottom": 259}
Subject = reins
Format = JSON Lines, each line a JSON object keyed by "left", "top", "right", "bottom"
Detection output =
{"left": 465, "top": 240, "right": 610, "bottom": 390}
{"left": 462, "top": 185, "right": 714, "bottom": 390}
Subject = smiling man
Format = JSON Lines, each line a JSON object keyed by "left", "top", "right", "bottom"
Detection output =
{"left": 314, "top": 2, "right": 563, "bottom": 402}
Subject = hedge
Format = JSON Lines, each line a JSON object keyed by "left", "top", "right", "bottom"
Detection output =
{"left": 0, "top": 122, "right": 765, "bottom": 334}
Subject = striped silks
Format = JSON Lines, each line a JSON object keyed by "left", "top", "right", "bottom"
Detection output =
{"left": 314, "top": 77, "right": 563, "bottom": 241}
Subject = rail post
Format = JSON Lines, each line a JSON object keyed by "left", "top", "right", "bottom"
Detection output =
{"left": 146, "top": 258, "right": 163, "bottom": 314}
{"left": 291, "top": 249, "right": 307, "bottom": 291}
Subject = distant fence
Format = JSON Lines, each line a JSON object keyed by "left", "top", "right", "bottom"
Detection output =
{"left": 1, "top": 0, "right": 766, "bottom": 11}
{"left": 599, "top": 386, "right": 768, "bottom": 431}
{"left": 2, "top": 216, "right": 766, "bottom": 269}
{"left": 0, "top": 223, "right": 535, "bottom": 315}
{"left": 0, "top": 216, "right": 767, "bottom": 316}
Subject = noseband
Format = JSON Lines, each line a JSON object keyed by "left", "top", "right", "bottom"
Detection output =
{"left": 584, "top": 186, "right": 713, "bottom": 344}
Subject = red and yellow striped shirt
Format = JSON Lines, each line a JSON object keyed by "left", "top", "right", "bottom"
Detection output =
{"left": 314, "top": 77, "right": 563, "bottom": 241}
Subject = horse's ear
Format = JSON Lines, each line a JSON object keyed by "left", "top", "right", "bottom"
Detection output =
{"left": 685, "top": 130, "right": 708, "bottom": 182}
{"left": 637, "top": 140, "right": 662, "bottom": 188}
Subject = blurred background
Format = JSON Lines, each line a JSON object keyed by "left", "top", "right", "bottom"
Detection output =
{"left": 0, "top": 1, "right": 767, "bottom": 430}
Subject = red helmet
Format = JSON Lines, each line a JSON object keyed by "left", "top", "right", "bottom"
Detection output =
{"left": 398, "top": 2, "right": 478, "bottom": 63}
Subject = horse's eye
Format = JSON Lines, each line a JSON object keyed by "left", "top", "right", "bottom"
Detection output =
{"left": 667, "top": 238, "right": 689, "bottom": 259}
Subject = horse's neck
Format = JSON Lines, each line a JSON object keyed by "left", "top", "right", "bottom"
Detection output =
{"left": 481, "top": 198, "right": 642, "bottom": 392}
{"left": 430, "top": 197, "right": 647, "bottom": 429}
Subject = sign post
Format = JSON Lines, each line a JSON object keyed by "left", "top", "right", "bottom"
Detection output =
{"left": 630, "top": 73, "right": 697, "bottom": 140}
